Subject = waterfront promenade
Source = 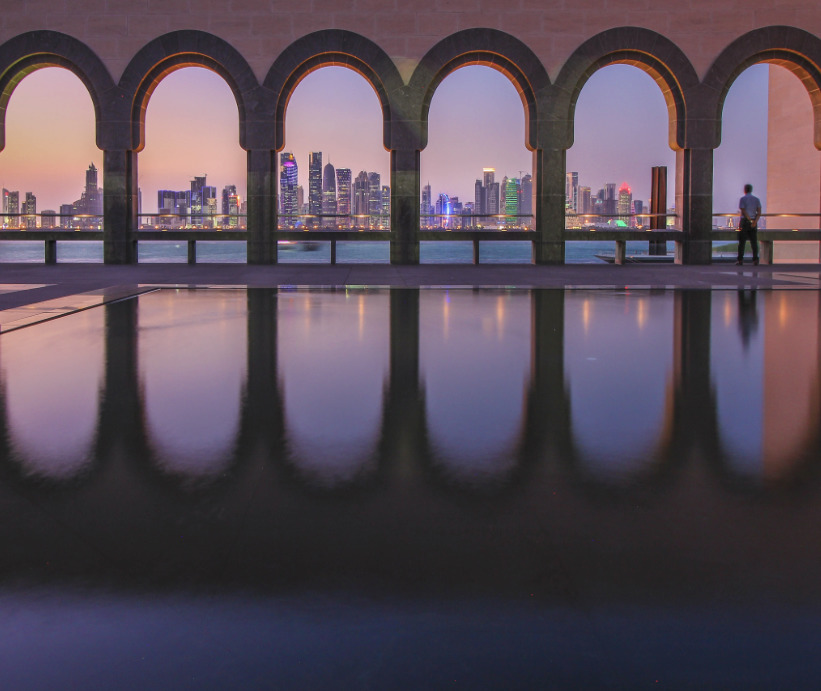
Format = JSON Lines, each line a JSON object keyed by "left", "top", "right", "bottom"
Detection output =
{"left": 0, "top": 262, "right": 818, "bottom": 330}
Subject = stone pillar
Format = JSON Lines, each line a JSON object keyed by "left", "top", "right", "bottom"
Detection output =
{"left": 390, "top": 148, "right": 420, "bottom": 265}
{"left": 675, "top": 147, "right": 714, "bottom": 265}
{"left": 532, "top": 148, "right": 566, "bottom": 264}
{"left": 103, "top": 149, "right": 138, "bottom": 264}
{"left": 246, "top": 149, "right": 277, "bottom": 264}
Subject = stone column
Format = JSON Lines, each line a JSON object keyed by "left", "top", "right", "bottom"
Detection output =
{"left": 246, "top": 149, "right": 277, "bottom": 264}
{"left": 532, "top": 148, "right": 566, "bottom": 264}
{"left": 390, "top": 148, "right": 420, "bottom": 265}
{"left": 103, "top": 149, "right": 138, "bottom": 264}
{"left": 675, "top": 147, "right": 714, "bottom": 265}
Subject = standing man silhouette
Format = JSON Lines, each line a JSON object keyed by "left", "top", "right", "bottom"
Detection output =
{"left": 737, "top": 183, "right": 762, "bottom": 265}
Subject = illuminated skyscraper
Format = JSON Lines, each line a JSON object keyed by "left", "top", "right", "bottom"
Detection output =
{"left": 222, "top": 184, "right": 237, "bottom": 225}
{"left": 368, "top": 172, "right": 381, "bottom": 225}
{"left": 308, "top": 152, "right": 322, "bottom": 227}
{"left": 354, "top": 171, "right": 370, "bottom": 226}
{"left": 1, "top": 188, "right": 8, "bottom": 226}
{"left": 566, "top": 171, "right": 579, "bottom": 212}
{"left": 279, "top": 153, "right": 298, "bottom": 227}
{"left": 618, "top": 182, "right": 632, "bottom": 223}
{"left": 7, "top": 191, "right": 19, "bottom": 227}
{"left": 381, "top": 185, "right": 390, "bottom": 227}
{"left": 322, "top": 162, "right": 337, "bottom": 228}
{"left": 520, "top": 174, "right": 532, "bottom": 227}
{"left": 504, "top": 176, "right": 519, "bottom": 226}
{"left": 579, "top": 186, "right": 592, "bottom": 215}
{"left": 421, "top": 183, "right": 432, "bottom": 225}
{"left": 336, "top": 168, "right": 351, "bottom": 228}
{"left": 24, "top": 192, "right": 36, "bottom": 229}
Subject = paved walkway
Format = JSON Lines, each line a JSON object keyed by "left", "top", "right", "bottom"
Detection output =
{"left": 0, "top": 262, "right": 819, "bottom": 329}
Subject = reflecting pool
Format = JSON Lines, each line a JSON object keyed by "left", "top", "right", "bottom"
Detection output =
{"left": 1, "top": 287, "right": 820, "bottom": 687}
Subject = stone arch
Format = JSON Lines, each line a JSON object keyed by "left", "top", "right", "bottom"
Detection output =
{"left": 408, "top": 29, "right": 549, "bottom": 152}
{"left": 0, "top": 31, "right": 115, "bottom": 151}
{"left": 265, "top": 30, "right": 404, "bottom": 152}
{"left": 702, "top": 27, "right": 821, "bottom": 150}
{"left": 118, "top": 30, "right": 265, "bottom": 152}
{"left": 550, "top": 27, "right": 699, "bottom": 150}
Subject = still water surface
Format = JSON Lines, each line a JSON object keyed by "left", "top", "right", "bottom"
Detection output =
{"left": 1, "top": 288, "right": 820, "bottom": 687}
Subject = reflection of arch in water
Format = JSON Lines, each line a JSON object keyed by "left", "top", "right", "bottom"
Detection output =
{"left": 0, "top": 309, "right": 106, "bottom": 483}
{"left": 138, "top": 289, "right": 247, "bottom": 485}
{"left": 710, "top": 291, "right": 821, "bottom": 490}
{"left": 276, "top": 289, "right": 389, "bottom": 490}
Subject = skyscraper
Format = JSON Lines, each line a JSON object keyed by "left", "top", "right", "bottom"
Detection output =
{"left": 322, "top": 162, "right": 337, "bottom": 228}
{"left": 566, "top": 171, "right": 579, "bottom": 212}
{"left": 380, "top": 185, "right": 390, "bottom": 227}
{"left": 579, "top": 186, "right": 592, "bottom": 216}
{"left": 367, "top": 172, "right": 381, "bottom": 227}
{"left": 336, "top": 168, "right": 351, "bottom": 228}
{"left": 520, "top": 174, "right": 533, "bottom": 228}
{"left": 279, "top": 153, "right": 298, "bottom": 227}
{"left": 308, "top": 152, "right": 322, "bottom": 227}
{"left": 421, "top": 183, "right": 432, "bottom": 226}
{"left": 222, "top": 184, "right": 237, "bottom": 226}
{"left": 189, "top": 176, "right": 207, "bottom": 225}
{"left": 1, "top": 188, "right": 8, "bottom": 226}
{"left": 504, "top": 176, "right": 519, "bottom": 226}
{"left": 7, "top": 191, "right": 19, "bottom": 228}
{"left": 24, "top": 192, "right": 36, "bottom": 229}
{"left": 618, "top": 182, "right": 632, "bottom": 223}
{"left": 354, "top": 171, "right": 370, "bottom": 227}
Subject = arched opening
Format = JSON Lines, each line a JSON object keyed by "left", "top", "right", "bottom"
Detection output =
{"left": 279, "top": 66, "right": 390, "bottom": 263}
{"left": 137, "top": 67, "right": 246, "bottom": 262}
{"left": 712, "top": 64, "right": 770, "bottom": 259}
{"left": 420, "top": 289, "right": 531, "bottom": 484}
{"left": 566, "top": 64, "right": 677, "bottom": 262}
{"left": 421, "top": 65, "right": 533, "bottom": 263}
{"left": 763, "top": 64, "right": 821, "bottom": 262}
{"left": 139, "top": 290, "right": 246, "bottom": 481}
{"left": 0, "top": 67, "right": 102, "bottom": 262}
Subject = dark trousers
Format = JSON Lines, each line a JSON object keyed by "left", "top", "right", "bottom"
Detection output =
{"left": 738, "top": 218, "right": 759, "bottom": 262}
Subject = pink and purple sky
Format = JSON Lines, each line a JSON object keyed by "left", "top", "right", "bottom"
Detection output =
{"left": 0, "top": 63, "right": 771, "bottom": 214}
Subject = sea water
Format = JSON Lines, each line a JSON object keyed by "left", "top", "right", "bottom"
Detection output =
{"left": 0, "top": 240, "right": 679, "bottom": 264}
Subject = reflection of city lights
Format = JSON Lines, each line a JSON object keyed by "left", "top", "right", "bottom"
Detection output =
{"left": 779, "top": 293, "right": 789, "bottom": 328}
{"left": 724, "top": 294, "right": 733, "bottom": 327}
{"left": 496, "top": 295, "right": 505, "bottom": 339}
{"left": 582, "top": 299, "right": 590, "bottom": 333}
{"left": 358, "top": 294, "right": 365, "bottom": 341}
{"left": 443, "top": 291, "right": 450, "bottom": 341}
{"left": 636, "top": 299, "right": 647, "bottom": 329}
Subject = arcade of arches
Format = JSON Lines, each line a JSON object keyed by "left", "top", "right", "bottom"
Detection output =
{"left": 1, "top": 22, "right": 821, "bottom": 264}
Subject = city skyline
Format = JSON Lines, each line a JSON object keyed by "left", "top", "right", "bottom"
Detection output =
{"left": 0, "top": 63, "right": 770, "bottom": 217}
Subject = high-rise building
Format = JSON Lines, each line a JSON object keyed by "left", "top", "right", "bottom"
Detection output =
{"left": 7, "top": 191, "right": 19, "bottom": 228}
{"left": 279, "top": 153, "right": 298, "bottom": 227}
{"left": 308, "top": 152, "right": 322, "bottom": 227}
{"left": 435, "top": 193, "right": 451, "bottom": 229}
{"left": 222, "top": 184, "right": 237, "bottom": 217}
{"left": 487, "top": 181, "right": 500, "bottom": 216}
{"left": 40, "top": 210, "right": 56, "bottom": 228}
{"left": 380, "top": 185, "right": 390, "bottom": 227}
{"left": 228, "top": 194, "right": 240, "bottom": 227}
{"left": 566, "top": 171, "right": 579, "bottom": 212}
{"left": 354, "top": 171, "right": 370, "bottom": 227}
{"left": 1, "top": 188, "right": 8, "bottom": 226}
{"left": 604, "top": 182, "right": 617, "bottom": 216}
{"left": 69, "top": 162, "right": 104, "bottom": 228}
{"left": 336, "top": 168, "right": 351, "bottom": 228}
{"left": 60, "top": 203, "right": 74, "bottom": 228}
{"left": 157, "top": 190, "right": 189, "bottom": 227}
{"left": 322, "top": 162, "right": 337, "bottom": 228}
{"left": 520, "top": 174, "right": 533, "bottom": 228}
{"left": 633, "top": 199, "right": 644, "bottom": 226}
{"left": 368, "top": 172, "right": 381, "bottom": 224}
{"left": 504, "top": 176, "right": 519, "bottom": 221}
{"left": 24, "top": 192, "right": 36, "bottom": 229}
{"left": 421, "top": 183, "right": 432, "bottom": 225}
{"left": 579, "top": 186, "right": 592, "bottom": 216}
{"left": 618, "top": 182, "right": 632, "bottom": 223}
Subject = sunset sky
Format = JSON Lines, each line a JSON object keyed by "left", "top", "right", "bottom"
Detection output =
{"left": 0, "top": 62, "right": 771, "bottom": 214}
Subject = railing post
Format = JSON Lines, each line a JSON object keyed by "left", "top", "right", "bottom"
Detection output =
{"left": 532, "top": 148, "right": 565, "bottom": 264}
{"left": 103, "top": 149, "right": 138, "bottom": 264}
{"left": 330, "top": 239, "right": 337, "bottom": 265}
{"left": 187, "top": 240, "right": 196, "bottom": 264}
{"left": 675, "top": 147, "right": 714, "bottom": 265}
{"left": 390, "top": 148, "right": 420, "bottom": 265}
{"left": 246, "top": 149, "right": 277, "bottom": 264}
{"left": 44, "top": 239, "right": 57, "bottom": 265}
